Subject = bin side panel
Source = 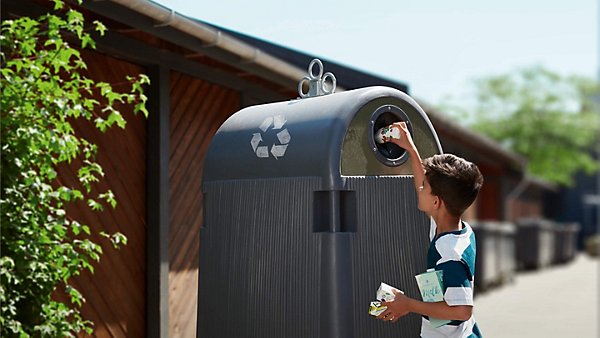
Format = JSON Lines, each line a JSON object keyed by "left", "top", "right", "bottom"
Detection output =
{"left": 346, "top": 176, "right": 430, "bottom": 337}
{"left": 516, "top": 223, "right": 541, "bottom": 270}
{"left": 198, "top": 177, "right": 321, "bottom": 338}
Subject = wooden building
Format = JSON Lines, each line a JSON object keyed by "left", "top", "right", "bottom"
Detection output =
{"left": 3, "top": 0, "right": 552, "bottom": 337}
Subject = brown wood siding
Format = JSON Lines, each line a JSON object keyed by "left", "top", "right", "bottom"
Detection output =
{"left": 477, "top": 163, "right": 505, "bottom": 221}
{"left": 55, "top": 50, "right": 147, "bottom": 338}
{"left": 510, "top": 199, "right": 543, "bottom": 220}
{"left": 169, "top": 72, "right": 241, "bottom": 337}
{"left": 479, "top": 177, "right": 501, "bottom": 220}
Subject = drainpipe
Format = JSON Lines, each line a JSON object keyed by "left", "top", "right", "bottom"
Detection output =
{"left": 504, "top": 174, "right": 530, "bottom": 222}
{"left": 106, "top": 0, "right": 341, "bottom": 90}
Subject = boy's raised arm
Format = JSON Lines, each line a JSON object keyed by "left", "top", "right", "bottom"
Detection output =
{"left": 390, "top": 122, "right": 425, "bottom": 193}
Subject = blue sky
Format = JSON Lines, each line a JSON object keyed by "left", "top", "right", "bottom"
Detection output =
{"left": 153, "top": 0, "right": 598, "bottom": 105}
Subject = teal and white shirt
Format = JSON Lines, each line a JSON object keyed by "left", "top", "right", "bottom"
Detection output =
{"left": 421, "top": 219, "right": 483, "bottom": 338}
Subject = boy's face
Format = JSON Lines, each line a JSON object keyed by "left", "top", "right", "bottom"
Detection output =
{"left": 417, "top": 178, "right": 438, "bottom": 215}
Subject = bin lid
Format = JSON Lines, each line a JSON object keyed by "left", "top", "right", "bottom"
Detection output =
{"left": 203, "top": 86, "right": 442, "bottom": 189}
{"left": 516, "top": 218, "right": 554, "bottom": 230}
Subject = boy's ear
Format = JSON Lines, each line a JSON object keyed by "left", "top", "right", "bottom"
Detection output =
{"left": 434, "top": 196, "right": 443, "bottom": 209}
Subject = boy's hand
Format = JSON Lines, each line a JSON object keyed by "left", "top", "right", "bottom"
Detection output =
{"left": 388, "top": 121, "right": 424, "bottom": 193}
{"left": 389, "top": 122, "right": 415, "bottom": 151}
{"left": 377, "top": 289, "right": 412, "bottom": 323}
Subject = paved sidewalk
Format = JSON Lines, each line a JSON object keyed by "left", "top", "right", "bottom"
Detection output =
{"left": 474, "top": 254, "right": 599, "bottom": 338}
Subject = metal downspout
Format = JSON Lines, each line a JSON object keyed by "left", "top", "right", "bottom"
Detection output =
{"left": 504, "top": 174, "right": 530, "bottom": 222}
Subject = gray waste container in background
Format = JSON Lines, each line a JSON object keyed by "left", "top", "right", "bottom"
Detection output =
{"left": 553, "top": 222, "right": 580, "bottom": 264}
{"left": 472, "top": 222, "right": 500, "bottom": 292}
{"left": 496, "top": 222, "right": 516, "bottom": 284}
{"left": 472, "top": 221, "right": 515, "bottom": 292}
{"left": 198, "top": 85, "right": 442, "bottom": 338}
{"left": 516, "top": 218, "right": 555, "bottom": 270}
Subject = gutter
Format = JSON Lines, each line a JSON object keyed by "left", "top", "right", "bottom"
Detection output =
{"left": 106, "top": 0, "right": 345, "bottom": 91}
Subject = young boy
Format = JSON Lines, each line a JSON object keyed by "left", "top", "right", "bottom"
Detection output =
{"left": 377, "top": 122, "right": 483, "bottom": 338}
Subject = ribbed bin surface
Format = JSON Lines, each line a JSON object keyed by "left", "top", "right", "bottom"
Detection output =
{"left": 347, "top": 176, "right": 429, "bottom": 337}
{"left": 199, "top": 178, "right": 322, "bottom": 337}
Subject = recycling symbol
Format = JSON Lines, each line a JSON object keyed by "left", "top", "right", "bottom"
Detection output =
{"left": 250, "top": 114, "right": 291, "bottom": 159}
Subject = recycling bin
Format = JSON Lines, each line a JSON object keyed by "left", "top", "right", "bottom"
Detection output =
{"left": 553, "top": 222, "right": 580, "bottom": 264}
{"left": 197, "top": 85, "right": 442, "bottom": 338}
{"left": 553, "top": 224, "right": 567, "bottom": 264}
{"left": 496, "top": 222, "right": 516, "bottom": 284}
{"left": 515, "top": 218, "right": 555, "bottom": 270}
{"left": 564, "top": 223, "right": 580, "bottom": 261}
{"left": 472, "top": 222, "right": 500, "bottom": 292}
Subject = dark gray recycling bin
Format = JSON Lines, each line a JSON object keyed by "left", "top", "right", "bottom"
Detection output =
{"left": 198, "top": 86, "right": 442, "bottom": 338}
{"left": 496, "top": 222, "right": 516, "bottom": 284}
{"left": 515, "top": 218, "right": 555, "bottom": 270}
{"left": 472, "top": 222, "right": 500, "bottom": 292}
{"left": 472, "top": 221, "right": 516, "bottom": 292}
{"left": 553, "top": 222, "right": 580, "bottom": 264}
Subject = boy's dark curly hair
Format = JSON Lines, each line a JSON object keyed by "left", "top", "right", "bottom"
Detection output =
{"left": 423, "top": 154, "right": 484, "bottom": 217}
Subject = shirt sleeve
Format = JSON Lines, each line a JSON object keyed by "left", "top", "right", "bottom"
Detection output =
{"left": 437, "top": 260, "right": 473, "bottom": 306}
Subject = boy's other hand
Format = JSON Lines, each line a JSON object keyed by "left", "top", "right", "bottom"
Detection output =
{"left": 377, "top": 289, "right": 411, "bottom": 323}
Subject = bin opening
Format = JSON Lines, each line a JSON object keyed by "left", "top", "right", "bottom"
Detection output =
{"left": 369, "top": 105, "right": 412, "bottom": 167}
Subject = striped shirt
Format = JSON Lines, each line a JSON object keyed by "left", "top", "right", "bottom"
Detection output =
{"left": 421, "top": 219, "right": 483, "bottom": 338}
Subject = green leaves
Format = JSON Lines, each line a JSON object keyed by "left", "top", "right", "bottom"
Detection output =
{"left": 100, "top": 231, "right": 128, "bottom": 249}
{"left": 1, "top": 1, "right": 148, "bottom": 336}
{"left": 93, "top": 20, "right": 107, "bottom": 36}
{"left": 99, "top": 190, "right": 117, "bottom": 209}
{"left": 442, "top": 65, "right": 599, "bottom": 186}
{"left": 78, "top": 160, "right": 103, "bottom": 193}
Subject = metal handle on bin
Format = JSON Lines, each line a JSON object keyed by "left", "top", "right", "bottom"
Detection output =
{"left": 298, "top": 59, "right": 336, "bottom": 98}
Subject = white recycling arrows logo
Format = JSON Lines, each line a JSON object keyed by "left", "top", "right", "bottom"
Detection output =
{"left": 251, "top": 114, "right": 291, "bottom": 159}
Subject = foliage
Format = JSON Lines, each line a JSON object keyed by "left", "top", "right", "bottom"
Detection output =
{"left": 0, "top": 1, "right": 149, "bottom": 336}
{"left": 441, "top": 66, "right": 599, "bottom": 185}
